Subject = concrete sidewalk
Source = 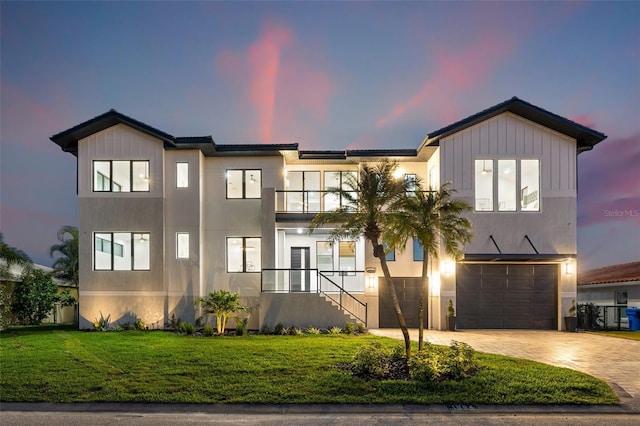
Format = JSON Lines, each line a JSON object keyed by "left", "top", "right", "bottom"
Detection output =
{"left": 371, "top": 329, "right": 640, "bottom": 410}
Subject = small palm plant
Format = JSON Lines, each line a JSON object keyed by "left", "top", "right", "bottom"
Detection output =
{"left": 196, "top": 290, "right": 248, "bottom": 334}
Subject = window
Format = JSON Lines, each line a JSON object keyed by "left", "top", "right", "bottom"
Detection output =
{"left": 413, "top": 238, "right": 424, "bottom": 261}
{"left": 521, "top": 159, "right": 540, "bottom": 211}
{"left": 176, "top": 163, "right": 189, "bottom": 188}
{"left": 286, "top": 171, "right": 321, "bottom": 212}
{"left": 227, "top": 237, "right": 261, "bottom": 272}
{"left": 94, "top": 232, "right": 149, "bottom": 271}
{"left": 316, "top": 241, "right": 334, "bottom": 274}
{"left": 404, "top": 174, "right": 417, "bottom": 196}
{"left": 323, "top": 171, "right": 357, "bottom": 211}
{"left": 93, "top": 160, "right": 149, "bottom": 192}
{"left": 338, "top": 241, "right": 356, "bottom": 275}
{"left": 176, "top": 233, "right": 189, "bottom": 259}
{"left": 475, "top": 158, "right": 541, "bottom": 212}
{"left": 383, "top": 242, "right": 395, "bottom": 261}
{"left": 475, "top": 159, "right": 493, "bottom": 211}
{"left": 226, "top": 170, "right": 261, "bottom": 199}
{"left": 616, "top": 290, "right": 628, "bottom": 321}
{"left": 498, "top": 159, "right": 516, "bottom": 211}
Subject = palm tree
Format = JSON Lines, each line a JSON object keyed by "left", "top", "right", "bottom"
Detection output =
{"left": 0, "top": 232, "right": 32, "bottom": 279}
{"left": 196, "top": 290, "right": 248, "bottom": 334}
{"left": 310, "top": 161, "right": 414, "bottom": 359}
{"left": 50, "top": 226, "right": 79, "bottom": 286}
{"left": 386, "top": 182, "right": 473, "bottom": 350}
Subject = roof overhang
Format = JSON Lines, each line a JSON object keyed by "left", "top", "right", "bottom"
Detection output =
{"left": 421, "top": 97, "right": 607, "bottom": 154}
{"left": 462, "top": 253, "right": 576, "bottom": 262}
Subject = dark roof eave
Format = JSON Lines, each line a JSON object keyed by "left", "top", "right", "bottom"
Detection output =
{"left": 462, "top": 253, "right": 576, "bottom": 262}
{"left": 347, "top": 149, "right": 417, "bottom": 157}
{"left": 425, "top": 97, "right": 607, "bottom": 152}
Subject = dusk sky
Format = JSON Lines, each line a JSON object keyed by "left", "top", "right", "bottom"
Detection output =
{"left": 1, "top": 1, "right": 638, "bottom": 273}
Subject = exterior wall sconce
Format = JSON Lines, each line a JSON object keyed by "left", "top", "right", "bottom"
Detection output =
{"left": 442, "top": 259, "right": 454, "bottom": 275}
{"left": 367, "top": 276, "right": 377, "bottom": 289}
{"left": 565, "top": 261, "right": 575, "bottom": 275}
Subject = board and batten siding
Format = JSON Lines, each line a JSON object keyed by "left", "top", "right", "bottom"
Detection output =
{"left": 440, "top": 112, "right": 577, "bottom": 197}
{"left": 77, "top": 124, "right": 165, "bottom": 198}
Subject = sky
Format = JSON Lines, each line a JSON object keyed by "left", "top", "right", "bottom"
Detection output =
{"left": 1, "top": 1, "right": 639, "bottom": 273}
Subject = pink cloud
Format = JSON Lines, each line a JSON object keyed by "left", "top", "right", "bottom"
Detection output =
{"left": 376, "top": 33, "right": 514, "bottom": 128}
{"left": 570, "top": 114, "right": 597, "bottom": 129}
{"left": 215, "top": 20, "right": 333, "bottom": 144}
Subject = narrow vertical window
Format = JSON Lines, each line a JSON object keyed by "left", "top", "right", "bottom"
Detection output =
{"left": 244, "top": 170, "right": 261, "bottom": 199}
{"left": 132, "top": 233, "right": 150, "bottom": 270}
{"left": 338, "top": 241, "right": 356, "bottom": 275}
{"left": 384, "top": 242, "right": 395, "bottom": 261}
{"left": 520, "top": 159, "right": 540, "bottom": 211}
{"left": 475, "top": 159, "right": 493, "bottom": 211}
{"left": 176, "top": 163, "right": 189, "bottom": 188}
{"left": 94, "top": 233, "right": 113, "bottom": 270}
{"left": 404, "top": 174, "right": 417, "bottom": 196}
{"left": 131, "top": 161, "right": 149, "bottom": 191}
{"left": 498, "top": 159, "right": 516, "bottom": 211}
{"left": 413, "top": 238, "right": 424, "bottom": 261}
{"left": 94, "top": 161, "right": 111, "bottom": 191}
{"left": 176, "top": 233, "right": 189, "bottom": 259}
{"left": 316, "top": 241, "right": 334, "bottom": 274}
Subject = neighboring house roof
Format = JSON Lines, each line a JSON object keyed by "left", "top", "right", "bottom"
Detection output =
{"left": 0, "top": 262, "right": 71, "bottom": 286}
{"left": 578, "top": 261, "right": 640, "bottom": 285}
{"left": 424, "top": 97, "right": 607, "bottom": 153}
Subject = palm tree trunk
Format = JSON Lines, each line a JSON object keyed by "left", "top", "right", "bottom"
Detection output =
{"left": 418, "top": 255, "right": 429, "bottom": 351}
{"left": 373, "top": 239, "right": 411, "bottom": 359}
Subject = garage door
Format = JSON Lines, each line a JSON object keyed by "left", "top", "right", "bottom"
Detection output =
{"left": 379, "top": 277, "right": 426, "bottom": 328}
{"left": 456, "top": 264, "right": 557, "bottom": 329}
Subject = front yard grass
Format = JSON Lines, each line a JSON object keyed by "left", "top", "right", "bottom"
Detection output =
{"left": 0, "top": 329, "right": 618, "bottom": 405}
{"left": 587, "top": 330, "right": 640, "bottom": 341}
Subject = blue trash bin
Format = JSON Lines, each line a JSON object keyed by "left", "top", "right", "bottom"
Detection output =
{"left": 626, "top": 308, "right": 640, "bottom": 331}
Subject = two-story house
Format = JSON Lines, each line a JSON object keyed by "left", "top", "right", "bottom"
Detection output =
{"left": 50, "top": 97, "right": 606, "bottom": 331}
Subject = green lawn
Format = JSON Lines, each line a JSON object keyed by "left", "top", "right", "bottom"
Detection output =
{"left": 0, "top": 329, "right": 618, "bottom": 405}
{"left": 588, "top": 330, "right": 640, "bottom": 341}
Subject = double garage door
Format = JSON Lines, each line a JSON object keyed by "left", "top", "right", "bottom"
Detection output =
{"left": 456, "top": 264, "right": 558, "bottom": 329}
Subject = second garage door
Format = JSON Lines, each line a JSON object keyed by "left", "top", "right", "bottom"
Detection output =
{"left": 456, "top": 264, "right": 557, "bottom": 329}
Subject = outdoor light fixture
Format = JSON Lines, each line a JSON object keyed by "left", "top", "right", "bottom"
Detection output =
{"left": 442, "top": 259, "right": 454, "bottom": 275}
{"left": 367, "top": 276, "right": 377, "bottom": 289}
{"left": 296, "top": 228, "right": 303, "bottom": 234}
{"left": 565, "top": 261, "right": 575, "bottom": 275}
{"left": 393, "top": 167, "right": 405, "bottom": 180}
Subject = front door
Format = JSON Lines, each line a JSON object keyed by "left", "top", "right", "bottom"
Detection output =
{"left": 291, "top": 247, "right": 311, "bottom": 292}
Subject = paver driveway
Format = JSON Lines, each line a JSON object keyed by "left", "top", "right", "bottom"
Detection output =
{"left": 371, "top": 329, "right": 640, "bottom": 399}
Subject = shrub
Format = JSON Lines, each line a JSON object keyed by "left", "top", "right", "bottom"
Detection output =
{"left": 203, "top": 324, "right": 215, "bottom": 337}
{"left": 408, "top": 341, "right": 478, "bottom": 382}
{"left": 259, "top": 323, "right": 271, "bottom": 335}
{"left": 351, "top": 342, "right": 389, "bottom": 378}
{"left": 343, "top": 322, "right": 355, "bottom": 334}
{"left": 167, "top": 314, "right": 181, "bottom": 331}
{"left": 273, "top": 322, "right": 286, "bottom": 335}
{"left": 288, "top": 326, "right": 303, "bottom": 335}
{"left": 328, "top": 326, "right": 342, "bottom": 334}
{"left": 179, "top": 321, "right": 196, "bottom": 335}
{"left": 11, "top": 269, "right": 59, "bottom": 325}
{"left": 235, "top": 318, "right": 248, "bottom": 336}
{"left": 195, "top": 290, "right": 249, "bottom": 335}
{"left": 134, "top": 319, "right": 146, "bottom": 331}
{"left": 93, "top": 312, "right": 111, "bottom": 332}
{"left": 305, "top": 326, "right": 321, "bottom": 334}
{"left": 356, "top": 323, "right": 366, "bottom": 334}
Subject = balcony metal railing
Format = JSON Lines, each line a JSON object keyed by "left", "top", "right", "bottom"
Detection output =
{"left": 275, "top": 190, "right": 357, "bottom": 214}
{"left": 261, "top": 268, "right": 367, "bottom": 325}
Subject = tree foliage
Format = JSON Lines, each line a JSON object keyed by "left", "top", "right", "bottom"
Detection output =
{"left": 50, "top": 226, "right": 79, "bottom": 286}
{"left": 0, "top": 232, "right": 32, "bottom": 280}
{"left": 11, "top": 269, "right": 59, "bottom": 325}
{"left": 311, "top": 161, "right": 413, "bottom": 358}
{"left": 196, "top": 290, "right": 248, "bottom": 334}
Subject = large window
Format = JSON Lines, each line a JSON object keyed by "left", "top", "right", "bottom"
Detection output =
{"left": 324, "top": 171, "right": 357, "bottom": 211}
{"left": 338, "top": 241, "right": 356, "bottom": 275}
{"left": 520, "top": 159, "right": 540, "bottom": 211}
{"left": 176, "top": 233, "right": 189, "bottom": 259}
{"left": 475, "top": 159, "right": 494, "bottom": 211}
{"left": 93, "top": 160, "right": 149, "bottom": 192}
{"left": 176, "top": 163, "right": 189, "bottom": 188}
{"left": 475, "top": 158, "right": 540, "bottom": 212}
{"left": 227, "top": 237, "right": 261, "bottom": 272}
{"left": 94, "top": 232, "right": 150, "bottom": 270}
{"left": 287, "top": 171, "right": 321, "bottom": 212}
{"left": 227, "top": 170, "right": 261, "bottom": 199}
{"left": 316, "top": 241, "right": 334, "bottom": 273}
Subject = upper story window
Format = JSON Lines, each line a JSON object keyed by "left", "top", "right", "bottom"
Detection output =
{"left": 94, "top": 232, "right": 150, "bottom": 271}
{"left": 176, "top": 232, "right": 189, "bottom": 259}
{"left": 176, "top": 163, "right": 189, "bottom": 188}
{"left": 413, "top": 238, "right": 424, "bottom": 261}
{"left": 286, "top": 171, "right": 321, "bottom": 212}
{"left": 404, "top": 174, "right": 417, "bottom": 197}
{"left": 93, "top": 160, "right": 149, "bottom": 192}
{"left": 227, "top": 170, "right": 261, "bottom": 199}
{"left": 324, "top": 171, "right": 357, "bottom": 211}
{"left": 475, "top": 159, "right": 540, "bottom": 212}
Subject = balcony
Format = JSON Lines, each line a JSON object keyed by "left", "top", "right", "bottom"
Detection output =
{"left": 275, "top": 190, "right": 356, "bottom": 221}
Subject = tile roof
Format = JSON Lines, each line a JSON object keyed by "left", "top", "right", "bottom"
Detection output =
{"left": 578, "top": 261, "right": 640, "bottom": 285}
